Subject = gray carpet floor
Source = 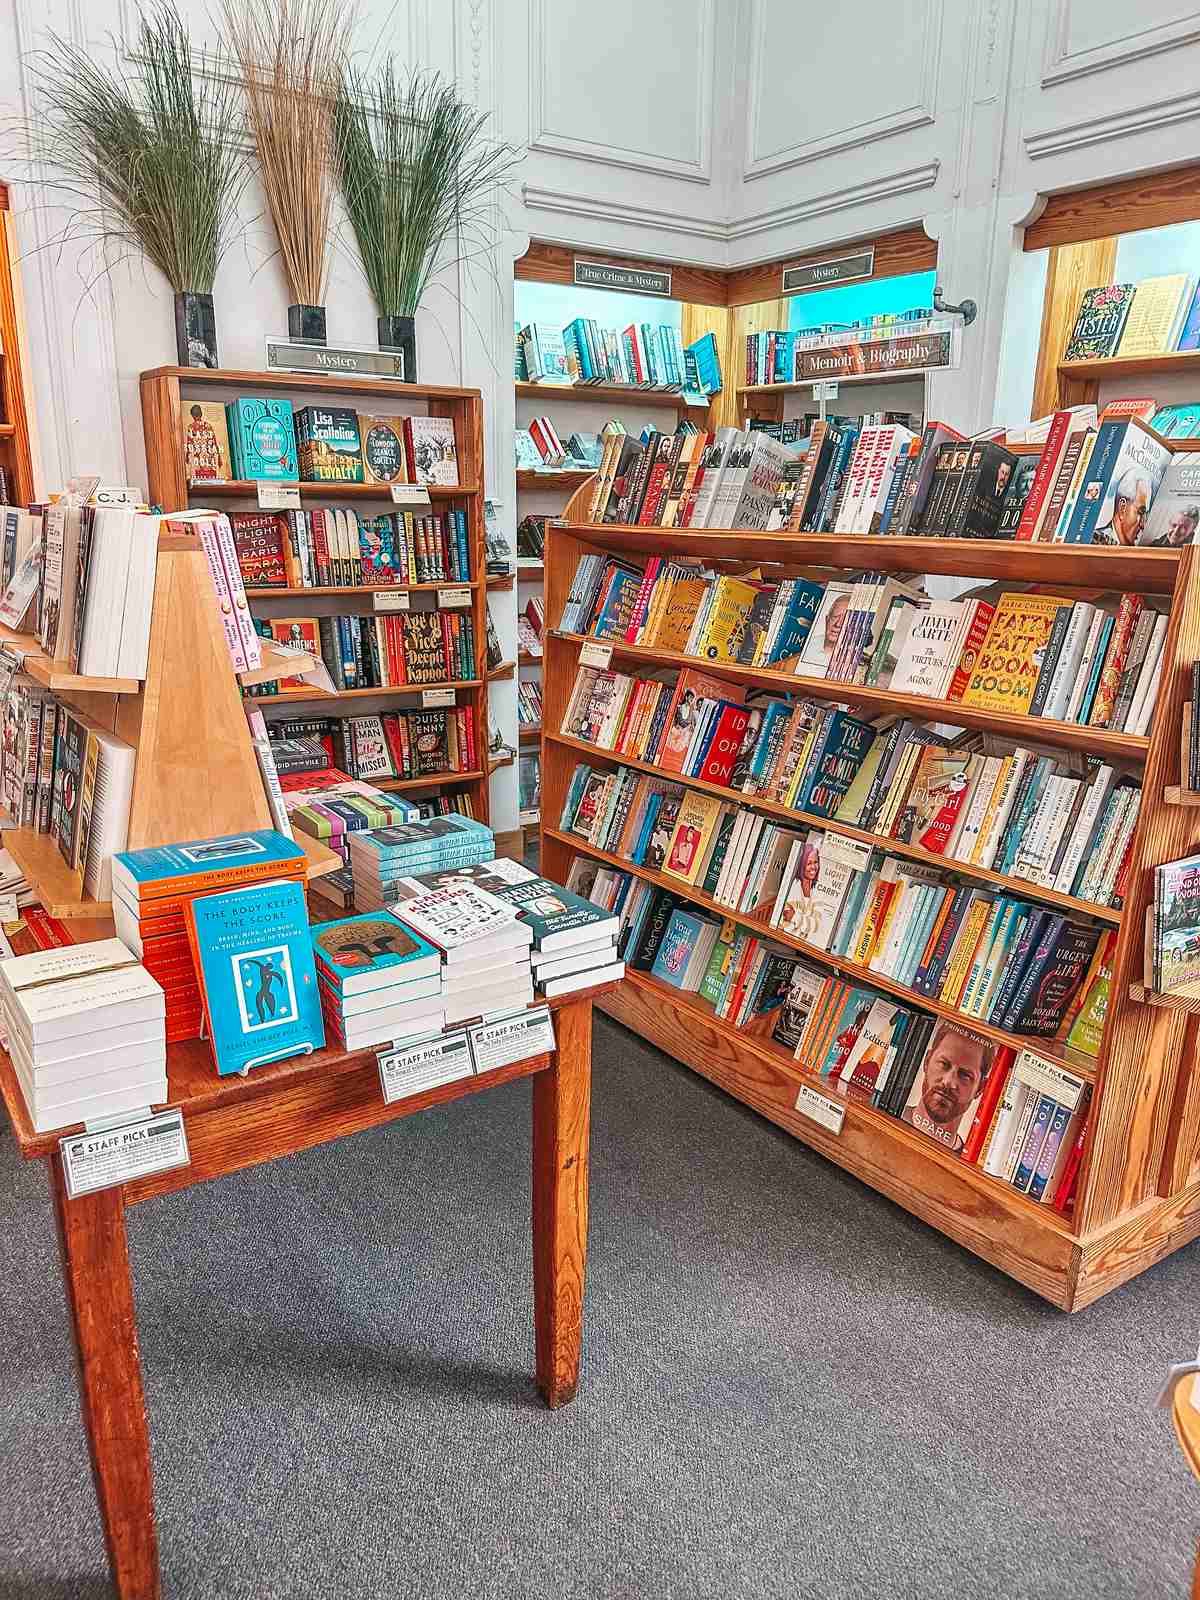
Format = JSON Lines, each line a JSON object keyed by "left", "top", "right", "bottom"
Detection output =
{"left": 1, "top": 1012, "right": 1197, "bottom": 1600}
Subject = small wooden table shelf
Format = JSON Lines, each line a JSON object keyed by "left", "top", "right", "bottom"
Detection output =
{"left": 0, "top": 984, "right": 614, "bottom": 1600}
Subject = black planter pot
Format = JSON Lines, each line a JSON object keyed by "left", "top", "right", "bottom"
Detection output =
{"left": 288, "top": 303, "right": 327, "bottom": 345}
{"left": 174, "top": 291, "right": 218, "bottom": 368}
{"left": 378, "top": 313, "right": 416, "bottom": 382}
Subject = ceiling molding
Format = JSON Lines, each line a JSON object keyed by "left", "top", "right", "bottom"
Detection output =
{"left": 526, "top": 0, "right": 715, "bottom": 185}
{"left": 741, "top": 0, "right": 941, "bottom": 181}
{"left": 1025, "top": 85, "right": 1200, "bottom": 160}
{"left": 1040, "top": 1, "right": 1200, "bottom": 87}
{"left": 732, "top": 162, "right": 941, "bottom": 242}
{"left": 521, "top": 185, "right": 727, "bottom": 243}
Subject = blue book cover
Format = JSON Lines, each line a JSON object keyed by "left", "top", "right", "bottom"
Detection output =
{"left": 766, "top": 580, "right": 824, "bottom": 664}
{"left": 1012, "top": 1093, "right": 1056, "bottom": 1192}
{"left": 189, "top": 878, "right": 324, "bottom": 1074}
{"left": 630, "top": 793, "right": 664, "bottom": 865}
{"left": 1078, "top": 614, "right": 1114, "bottom": 723}
{"left": 311, "top": 910, "right": 441, "bottom": 992}
{"left": 742, "top": 701, "right": 791, "bottom": 791}
{"left": 113, "top": 829, "right": 303, "bottom": 900}
{"left": 797, "top": 712, "right": 876, "bottom": 817}
{"left": 225, "top": 397, "right": 298, "bottom": 481}
{"left": 351, "top": 815, "right": 493, "bottom": 863}
{"left": 686, "top": 331, "right": 722, "bottom": 395}
{"left": 591, "top": 568, "right": 643, "bottom": 640}
{"left": 1177, "top": 284, "right": 1200, "bottom": 352}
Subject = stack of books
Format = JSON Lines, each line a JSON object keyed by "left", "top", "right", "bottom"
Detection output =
{"left": 229, "top": 505, "right": 471, "bottom": 589}
{"left": 0, "top": 939, "right": 166, "bottom": 1133}
{"left": 485, "top": 863, "right": 623, "bottom": 997}
{"left": 347, "top": 815, "right": 496, "bottom": 912}
{"left": 387, "top": 879, "right": 534, "bottom": 1026}
{"left": 312, "top": 910, "right": 445, "bottom": 1052}
{"left": 111, "top": 829, "right": 308, "bottom": 1044}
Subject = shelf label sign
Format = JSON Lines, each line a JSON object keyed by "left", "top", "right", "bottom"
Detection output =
{"left": 60, "top": 1108, "right": 190, "bottom": 1198}
{"left": 468, "top": 1005, "right": 555, "bottom": 1074}
{"left": 579, "top": 641, "right": 612, "bottom": 670}
{"left": 421, "top": 686, "right": 456, "bottom": 708}
{"left": 378, "top": 1030, "right": 474, "bottom": 1104}
{"left": 811, "top": 381, "right": 840, "bottom": 400}
{"left": 794, "top": 1083, "right": 845, "bottom": 1136}
{"left": 265, "top": 338, "right": 409, "bottom": 381}
{"left": 783, "top": 249, "right": 875, "bottom": 293}
{"left": 391, "top": 483, "right": 432, "bottom": 509}
{"left": 257, "top": 481, "right": 301, "bottom": 510}
{"left": 574, "top": 259, "right": 672, "bottom": 297}
{"left": 796, "top": 330, "right": 953, "bottom": 382}
{"left": 438, "top": 587, "right": 471, "bottom": 609}
{"left": 372, "top": 590, "right": 410, "bottom": 613}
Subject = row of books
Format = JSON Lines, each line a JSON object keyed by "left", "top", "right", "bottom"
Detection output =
{"left": 184, "top": 399, "right": 459, "bottom": 487}
{"left": 515, "top": 421, "right": 611, "bottom": 472}
{"left": 565, "top": 554, "right": 1165, "bottom": 736}
{"left": 744, "top": 309, "right": 935, "bottom": 385}
{"left": 567, "top": 855, "right": 1091, "bottom": 1209}
{"left": 228, "top": 506, "right": 471, "bottom": 589}
{"left": 1064, "top": 275, "right": 1200, "bottom": 363}
{"left": 559, "top": 653, "right": 1139, "bottom": 909}
{"left": 518, "top": 597, "right": 544, "bottom": 661}
{"left": 249, "top": 608, "right": 477, "bottom": 694}
{"left": 517, "top": 516, "right": 547, "bottom": 557}
{"left": 561, "top": 758, "right": 1112, "bottom": 1051}
{"left": 519, "top": 751, "right": 541, "bottom": 816}
{"left": 585, "top": 425, "right": 790, "bottom": 532}
{"left": 1, "top": 678, "right": 133, "bottom": 901}
{"left": 518, "top": 680, "right": 543, "bottom": 727}
{"left": 517, "top": 319, "right": 719, "bottom": 395}
{"left": 267, "top": 707, "right": 479, "bottom": 784}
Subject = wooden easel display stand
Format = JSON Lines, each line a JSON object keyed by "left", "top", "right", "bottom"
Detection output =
{"left": 539, "top": 477, "right": 1200, "bottom": 1311}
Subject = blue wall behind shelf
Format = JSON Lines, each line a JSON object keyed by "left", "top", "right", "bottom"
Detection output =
{"left": 786, "top": 271, "right": 936, "bottom": 332}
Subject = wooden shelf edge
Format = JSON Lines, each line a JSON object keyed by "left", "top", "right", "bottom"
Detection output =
{"left": 252, "top": 679, "right": 482, "bottom": 704}
{"left": 487, "top": 661, "right": 516, "bottom": 681}
{"left": 518, "top": 652, "right": 543, "bottom": 667}
{"left": 1, "top": 828, "right": 110, "bottom": 919}
{"left": 516, "top": 470, "right": 593, "bottom": 491}
{"left": 544, "top": 730, "right": 1122, "bottom": 925}
{"left": 247, "top": 581, "right": 480, "bottom": 598}
{"left": 0, "top": 621, "right": 141, "bottom": 695}
{"left": 544, "top": 826, "right": 1098, "bottom": 1081}
{"left": 376, "top": 770, "right": 484, "bottom": 793}
{"left": 1164, "top": 786, "right": 1200, "bottom": 806}
{"left": 550, "top": 632, "right": 1149, "bottom": 760}
{"left": 191, "top": 480, "right": 476, "bottom": 501}
{"left": 146, "top": 365, "right": 482, "bottom": 402}
{"left": 516, "top": 380, "right": 698, "bottom": 410}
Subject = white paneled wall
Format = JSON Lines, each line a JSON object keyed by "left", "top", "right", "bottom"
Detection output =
{"left": 5, "top": 0, "right": 1200, "bottom": 831}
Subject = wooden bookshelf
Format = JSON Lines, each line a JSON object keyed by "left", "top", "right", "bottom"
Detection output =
{"left": 520, "top": 724, "right": 542, "bottom": 744}
{"left": 488, "top": 660, "right": 516, "bottom": 681}
{"left": 516, "top": 470, "right": 592, "bottom": 492}
{"left": 245, "top": 581, "right": 480, "bottom": 598}
{"left": 140, "top": 366, "right": 490, "bottom": 822}
{"left": 539, "top": 491, "right": 1200, "bottom": 1310}
{"left": 375, "top": 770, "right": 484, "bottom": 793}
{"left": 518, "top": 561, "right": 546, "bottom": 580}
{"left": 253, "top": 679, "right": 483, "bottom": 705}
{"left": 516, "top": 380, "right": 699, "bottom": 411}
{"left": 487, "top": 572, "right": 514, "bottom": 591}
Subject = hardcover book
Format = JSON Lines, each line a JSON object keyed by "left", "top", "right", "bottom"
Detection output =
{"left": 295, "top": 406, "right": 365, "bottom": 484}
{"left": 184, "top": 401, "right": 233, "bottom": 482}
{"left": 358, "top": 514, "right": 403, "bottom": 583}
{"left": 405, "top": 417, "right": 459, "bottom": 486}
{"left": 230, "top": 511, "right": 289, "bottom": 588}
{"left": 358, "top": 415, "right": 408, "bottom": 485}
{"left": 1062, "top": 284, "right": 1135, "bottom": 362}
{"left": 186, "top": 878, "right": 324, "bottom": 1074}
{"left": 225, "top": 397, "right": 298, "bottom": 481}
{"left": 962, "top": 595, "right": 1071, "bottom": 714}
{"left": 1138, "top": 451, "right": 1200, "bottom": 548}
{"left": 900, "top": 1021, "right": 996, "bottom": 1155}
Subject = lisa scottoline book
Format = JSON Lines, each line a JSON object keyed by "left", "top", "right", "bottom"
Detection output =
{"left": 186, "top": 878, "right": 324, "bottom": 1075}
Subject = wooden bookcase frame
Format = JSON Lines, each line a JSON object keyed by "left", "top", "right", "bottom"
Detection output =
{"left": 140, "top": 367, "right": 490, "bottom": 821}
{"left": 538, "top": 474, "right": 1200, "bottom": 1309}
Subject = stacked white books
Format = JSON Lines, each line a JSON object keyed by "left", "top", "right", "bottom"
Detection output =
{"left": 0, "top": 939, "right": 166, "bottom": 1133}
{"left": 311, "top": 910, "right": 446, "bottom": 1053}
{"left": 388, "top": 879, "right": 534, "bottom": 1026}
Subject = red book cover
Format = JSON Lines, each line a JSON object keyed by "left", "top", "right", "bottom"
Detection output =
{"left": 464, "top": 705, "right": 477, "bottom": 769}
{"left": 1016, "top": 411, "right": 1070, "bottom": 540}
{"left": 1053, "top": 1126, "right": 1086, "bottom": 1213}
{"left": 637, "top": 440, "right": 675, "bottom": 526}
{"left": 624, "top": 557, "right": 661, "bottom": 643}
{"left": 277, "top": 765, "right": 354, "bottom": 794}
{"left": 308, "top": 508, "right": 333, "bottom": 585}
{"left": 229, "top": 511, "right": 288, "bottom": 588}
{"left": 1112, "top": 830, "right": 1135, "bottom": 906}
{"left": 962, "top": 1046, "right": 1014, "bottom": 1164}
{"left": 439, "top": 613, "right": 453, "bottom": 679}
{"left": 916, "top": 774, "right": 971, "bottom": 855}
{"left": 723, "top": 937, "right": 760, "bottom": 1024}
{"left": 696, "top": 705, "right": 751, "bottom": 787}
{"left": 611, "top": 682, "right": 645, "bottom": 753}
{"left": 23, "top": 908, "right": 76, "bottom": 949}
{"left": 381, "top": 713, "right": 406, "bottom": 776}
{"left": 1089, "top": 594, "right": 1144, "bottom": 727}
{"left": 944, "top": 601, "right": 995, "bottom": 702}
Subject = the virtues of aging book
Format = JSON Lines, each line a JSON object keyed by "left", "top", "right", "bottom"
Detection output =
{"left": 186, "top": 878, "right": 324, "bottom": 1074}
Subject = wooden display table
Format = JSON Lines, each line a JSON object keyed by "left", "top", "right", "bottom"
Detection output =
{"left": 0, "top": 985, "right": 614, "bottom": 1600}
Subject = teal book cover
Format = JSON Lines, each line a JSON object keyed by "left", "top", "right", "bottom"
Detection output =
{"left": 114, "top": 829, "right": 303, "bottom": 896}
{"left": 226, "top": 397, "right": 298, "bottom": 481}
{"left": 311, "top": 910, "right": 441, "bottom": 992}
{"left": 189, "top": 879, "right": 324, "bottom": 1074}
{"left": 650, "top": 909, "right": 707, "bottom": 987}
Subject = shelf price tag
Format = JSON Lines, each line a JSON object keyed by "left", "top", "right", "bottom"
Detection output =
{"left": 0, "top": 893, "right": 19, "bottom": 922}
{"left": 794, "top": 1083, "right": 845, "bottom": 1135}
{"left": 811, "top": 380, "right": 840, "bottom": 401}
{"left": 257, "top": 481, "right": 301, "bottom": 510}
{"left": 468, "top": 1004, "right": 555, "bottom": 1074}
{"left": 373, "top": 590, "right": 410, "bottom": 613}
{"left": 60, "top": 1108, "right": 190, "bottom": 1199}
{"left": 579, "top": 641, "right": 612, "bottom": 670}
{"left": 438, "top": 587, "right": 471, "bottom": 609}
{"left": 391, "top": 483, "right": 432, "bottom": 509}
{"left": 378, "top": 1030, "right": 474, "bottom": 1104}
{"left": 422, "top": 686, "right": 456, "bottom": 708}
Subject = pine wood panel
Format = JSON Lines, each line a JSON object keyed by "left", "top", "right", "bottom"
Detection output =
{"left": 1160, "top": 1016, "right": 1200, "bottom": 1196}
{"left": 1072, "top": 1173, "right": 1200, "bottom": 1307}
{"left": 596, "top": 969, "right": 1077, "bottom": 1307}
{"left": 52, "top": 1165, "right": 160, "bottom": 1600}
{"left": 725, "top": 226, "right": 937, "bottom": 308}
{"left": 731, "top": 300, "right": 790, "bottom": 424}
{"left": 557, "top": 521, "right": 1181, "bottom": 591}
{"left": 554, "top": 629, "right": 1148, "bottom": 760}
{"left": 515, "top": 238, "right": 729, "bottom": 307}
{"left": 547, "top": 729, "right": 1122, "bottom": 924}
{"left": 0, "top": 208, "right": 35, "bottom": 505}
{"left": 1077, "top": 546, "right": 1200, "bottom": 1230}
{"left": 532, "top": 995, "right": 593, "bottom": 1406}
{"left": 1031, "top": 238, "right": 1117, "bottom": 419}
{"left": 1026, "top": 164, "right": 1200, "bottom": 251}
{"left": 516, "top": 469, "right": 593, "bottom": 491}
{"left": 680, "top": 301, "right": 736, "bottom": 428}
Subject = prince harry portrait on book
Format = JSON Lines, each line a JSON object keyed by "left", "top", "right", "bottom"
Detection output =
{"left": 901, "top": 1023, "right": 993, "bottom": 1154}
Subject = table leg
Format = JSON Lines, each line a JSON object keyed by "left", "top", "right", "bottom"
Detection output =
{"left": 531, "top": 996, "right": 593, "bottom": 1408}
{"left": 51, "top": 1158, "right": 160, "bottom": 1600}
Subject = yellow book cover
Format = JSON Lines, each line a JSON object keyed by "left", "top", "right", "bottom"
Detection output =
{"left": 637, "top": 573, "right": 672, "bottom": 645}
{"left": 968, "top": 755, "right": 1012, "bottom": 865}
{"left": 852, "top": 871, "right": 898, "bottom": 965}
{"left": 697, "top": 576, "right": 761, "bottom": 662}
{"left": 626, "top": 680, "right": 664, "bottom": 755}
{"left": 875, "top": 743, "right": 923, "bottom": 837}
{"left": 939, "top": 898, "right": 993, "bottom": 1007}
{"left": 655, "top": 578, "right": 707, "bottom": 652}
{"left": 662, "top": 792, "right": 724, "bottom": 884}
{"left": 961, "top": 594, "right": 1072, "bottom": 714}
{"left": 1115, "top": 274, "right": 1194, "bottom": 358}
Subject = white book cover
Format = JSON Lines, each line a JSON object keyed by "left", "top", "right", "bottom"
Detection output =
{"left": 888, "top": 602, "right": 965, "bottom": 698}
{"left": 76, "top": 508, "right": 136, "bottom": 677}
{"left": 444, "top": 978, "right": 535, "bottom": 1025}
{"left": 1053, "top": 765, "right": 1114, "bottom": 893}
{"left": 15, "top": 1061, "right": 168, "bottom": 1134}
{"left": 1042, "top": 604, "right": 1095, "bottom": 721}
{"left": 9, "top": 967, "right": 165, "bottom": 1049}
{"left": 795, "top": 582, "right": 855, "bottom": 678}
{"left": 1065, "top": 610, "right": 1109, "bottom": 723}
{"left": 976, "top": 750, "right": 1029, "bottom": 869}
{"left": 832, "top": 428, "right": 879, "bottom": 534}
{"left": 81, "top": 729, "right": 136, "bottom": 902}
{"left": 1125, "top": 613, "right": 1168, "bottom": 733}
{"left": 392, "top": 883, "right": 521, "bottom": 950}
{"left": 1013, "top": 775, "right": 1068, "bottom": 881}
{"left": 952, "top": 755, "right": 1002, "bottom": 863}
{"left": 983, "top": 1081, "right": 1034, "bottom": 1177}
{"left": 542, "top": 962, "right": 625, "bottom": 997}
{"left": 533, "top": 943, "right": 620, "bottom": 983}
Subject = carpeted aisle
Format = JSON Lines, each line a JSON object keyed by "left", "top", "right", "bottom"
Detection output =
{"left": 1, "top": 1013, "right": 1196, "bottom": 1599}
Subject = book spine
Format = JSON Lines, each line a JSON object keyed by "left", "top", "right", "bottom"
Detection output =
{"left": 194, "top": 518, "right": 249, "bottom": 670}
{"left": 1016, "top": 414, "right": 1070, "bottom": 540}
